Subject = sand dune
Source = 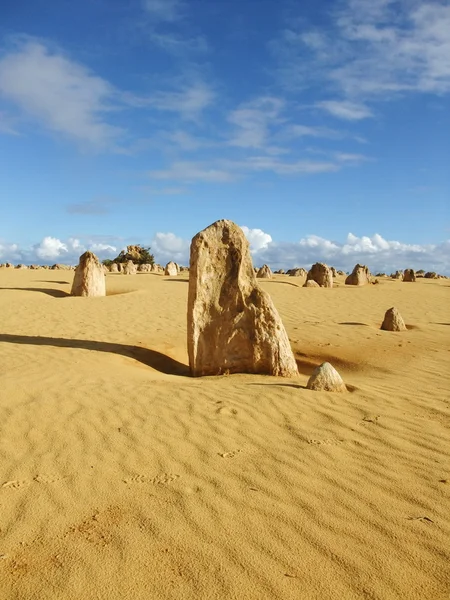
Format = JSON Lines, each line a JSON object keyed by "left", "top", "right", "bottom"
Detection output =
{"left": 0, "top": 269, "right": 449, "bottom": 599}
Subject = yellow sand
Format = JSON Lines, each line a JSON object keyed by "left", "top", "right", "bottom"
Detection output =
{"left": 0, "top": 268, "right": 449, "bottom": 600}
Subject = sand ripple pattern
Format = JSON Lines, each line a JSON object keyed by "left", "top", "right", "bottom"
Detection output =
{"left": 0, "top": 269, "right": 449, "bottom": 599}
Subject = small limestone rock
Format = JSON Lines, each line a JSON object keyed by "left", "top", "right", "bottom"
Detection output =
{"left": 257, "top": 264, "right": 273, "bottom": 279}
{"left": 165, "top": 261, "right": 178, "bottom": 276}
{"left": 381, "top": 307, "right": 407, "bottom": 332}
{"left": 123, "top": 260, "right": 137, "bottom": 275}
{"left": 307, "top": 362, "right": 346, "bottom": 392}
{"left": 71, "top": 251, "right": 105, "bottom": 297}
{"left": 303, "top": 279, "right": 320, "bottom": 288}
{"left": 391, "top": 270, "right": 402, "bottom": 279}
{"left": 187, "top": 219, "right": 298, "bottom": 377}
{"left": 138, "top": 263, "right": 152, "bottom": 273}
{"left": 346, "top": 264, "right": 371, "bottom": 286}
{"left": 288, "top": 268, "right": 307, "bottom": 277}
{"left": 331, "top": 267, "right": 337, "bottom": 278}
{"left": 403, "top": 269, "right": 416, "bottom": 282}
{"left": 110, "top": 263, "right": 119, "bottom": 273}
{"left": 306, "top": 263, "right": 333, "bottom": 288}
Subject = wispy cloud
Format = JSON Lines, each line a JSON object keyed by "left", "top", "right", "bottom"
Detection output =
{"left": 316, "top": 100, "right": 373, "bottom": 120}
{"left": 142, "top": 0, "right": 185, "bottom": 23}
{"left": 0, "top": 110, "right": 20, "bottom": 135}
{"left": 271, "top": 1, "right": 450, "bottom": 113}
{"left": 148, "top": 161, "right": 237, "bottom": 183}
{"left": 227, "top": 97, "right": 285, "bottom": 149}
{"left": 149, "top": 31, "right": 208, "bottom": 55}
{"left": 128, "top": 82, "right": 214, "bottom": 120}
{"left": 66, "top": 196, "right": 120, "bottom": 215}
{"left": 0, "top": 40, "right": 122, "bottom": 150}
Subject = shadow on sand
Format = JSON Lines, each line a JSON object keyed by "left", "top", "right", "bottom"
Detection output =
{"left": 248, "top": 382, "right": 306, "bottom": 390}
{"left": 164, "top": 279, "right": 189, "bottom": 283}
{"left": 0, "top": 333, "right": 190, "bottom": 376}
{"left": 258, "top": 280, "right": 299, "bottom": 288}
{"left": 0, "top": 287, "right": 70, "bottom": 298}
{"left": 35, "top": 280, "right": 71, "bottom": 285}
{"left": 338, "top": 322, "right": 369, "bottom": 326}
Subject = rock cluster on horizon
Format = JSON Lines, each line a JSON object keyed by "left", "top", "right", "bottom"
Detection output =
{"left": 187, "top": 219, "right": 298, "bottom": 377}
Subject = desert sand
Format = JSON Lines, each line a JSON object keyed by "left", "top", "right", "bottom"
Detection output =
{"left": 0, "top": 268, "right": 449, "bottom": 599}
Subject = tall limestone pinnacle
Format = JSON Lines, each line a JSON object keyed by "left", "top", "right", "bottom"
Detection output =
{"left": 187, "top": 220, "right": 298, "bottom": 377}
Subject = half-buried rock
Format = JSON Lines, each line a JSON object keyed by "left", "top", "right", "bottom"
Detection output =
{"left": 306, "top": 262, "right": 333, "bottom": 287}
{"left": 307, "top": 362, "right": 346, "bottom": 392}
{"left": 381, "top": 307, "right": 407, "bottom": 331}
{"left": 187, "top": 219, "right": 298, "bottom": 377}
{"left": 303, "top": 279, "right": 320, "bottom": 288}
{"left": 71, "top": 251, "right": 105, "bottom": 297}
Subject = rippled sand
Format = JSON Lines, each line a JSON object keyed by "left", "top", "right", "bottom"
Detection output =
{"left": 0, "top": 268, "right": 449, "bottom": 599}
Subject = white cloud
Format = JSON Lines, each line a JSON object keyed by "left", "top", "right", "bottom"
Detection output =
{"left": 142, "top": 0, "right": 184, "bottom": 22}
{"left": 316, "top": 100, "right": 373, "bottom": 120}
{"left": 0, "top": 41, "right": 122, "bottom": 150}
{"left": 35, "top": 236, "right": 69, "bottom": 260}
{"left": 241, "top": 226, "right": 273, "bottom": 252}
{"left": 1, "top": 231, "right": 449, "bottom": 274}
{"left": 255, "top": 232, "right": 450, "bottom": 274}
{"left": 150, "top": 232, "right": 190, "bottom": 264}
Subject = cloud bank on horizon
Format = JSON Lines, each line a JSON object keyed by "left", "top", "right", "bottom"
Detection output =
{"left": 1, "top": 228, "right": 448, "bottom": 275}
{"left": 0, "top": 0, "right": 449, "bottom": 269}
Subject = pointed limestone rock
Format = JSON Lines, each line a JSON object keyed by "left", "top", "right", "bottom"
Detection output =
{"left": 257, "top": 264, "right": 273, "bottom": 279}
{"left": 165, "top": 261, "right": 178, "bottom": 276}
{"left": 307, "top": 362, "right": 347, "bottom": 392}
{"left": 306, "top": 263, "right": 333, "bottom": 287}
{"left": 187, "top": 219, "right": 298, "bottom": 377}
{"left": 345, "top": 264, "right": 371, "bottom": 286}
{"left": 381, "top": 307, "right": 407, "bottom": 332}
{"left": 71, "top": 251, "right": 105, "bottom": 297}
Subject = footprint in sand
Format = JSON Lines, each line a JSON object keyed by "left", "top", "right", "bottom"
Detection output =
{"left": 33, "top": 474, "right": 65, "bottom": 484}
{"left": 123, "top": 475, "right": 148, "bottom": 484}
{"left": 1, "top": 480, "right": 30, "bottom": 490}
{"left": 151, "top": 473, "right": 180, "bottom": 485}
{"left": 307, "top": 438, "right": 345, "bottom": 446}
{"left": 124, "top": 473, "right": 180, "bottom": 485}
{"left": 219, "top": 449, "right": 242, "bottom": 459}
{"left": 216, "top": 406, "right": 238, "bottom": 416}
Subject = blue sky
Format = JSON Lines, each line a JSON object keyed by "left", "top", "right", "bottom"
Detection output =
{"left": 0, "top": 0, "right": 449, "bottom": 272}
